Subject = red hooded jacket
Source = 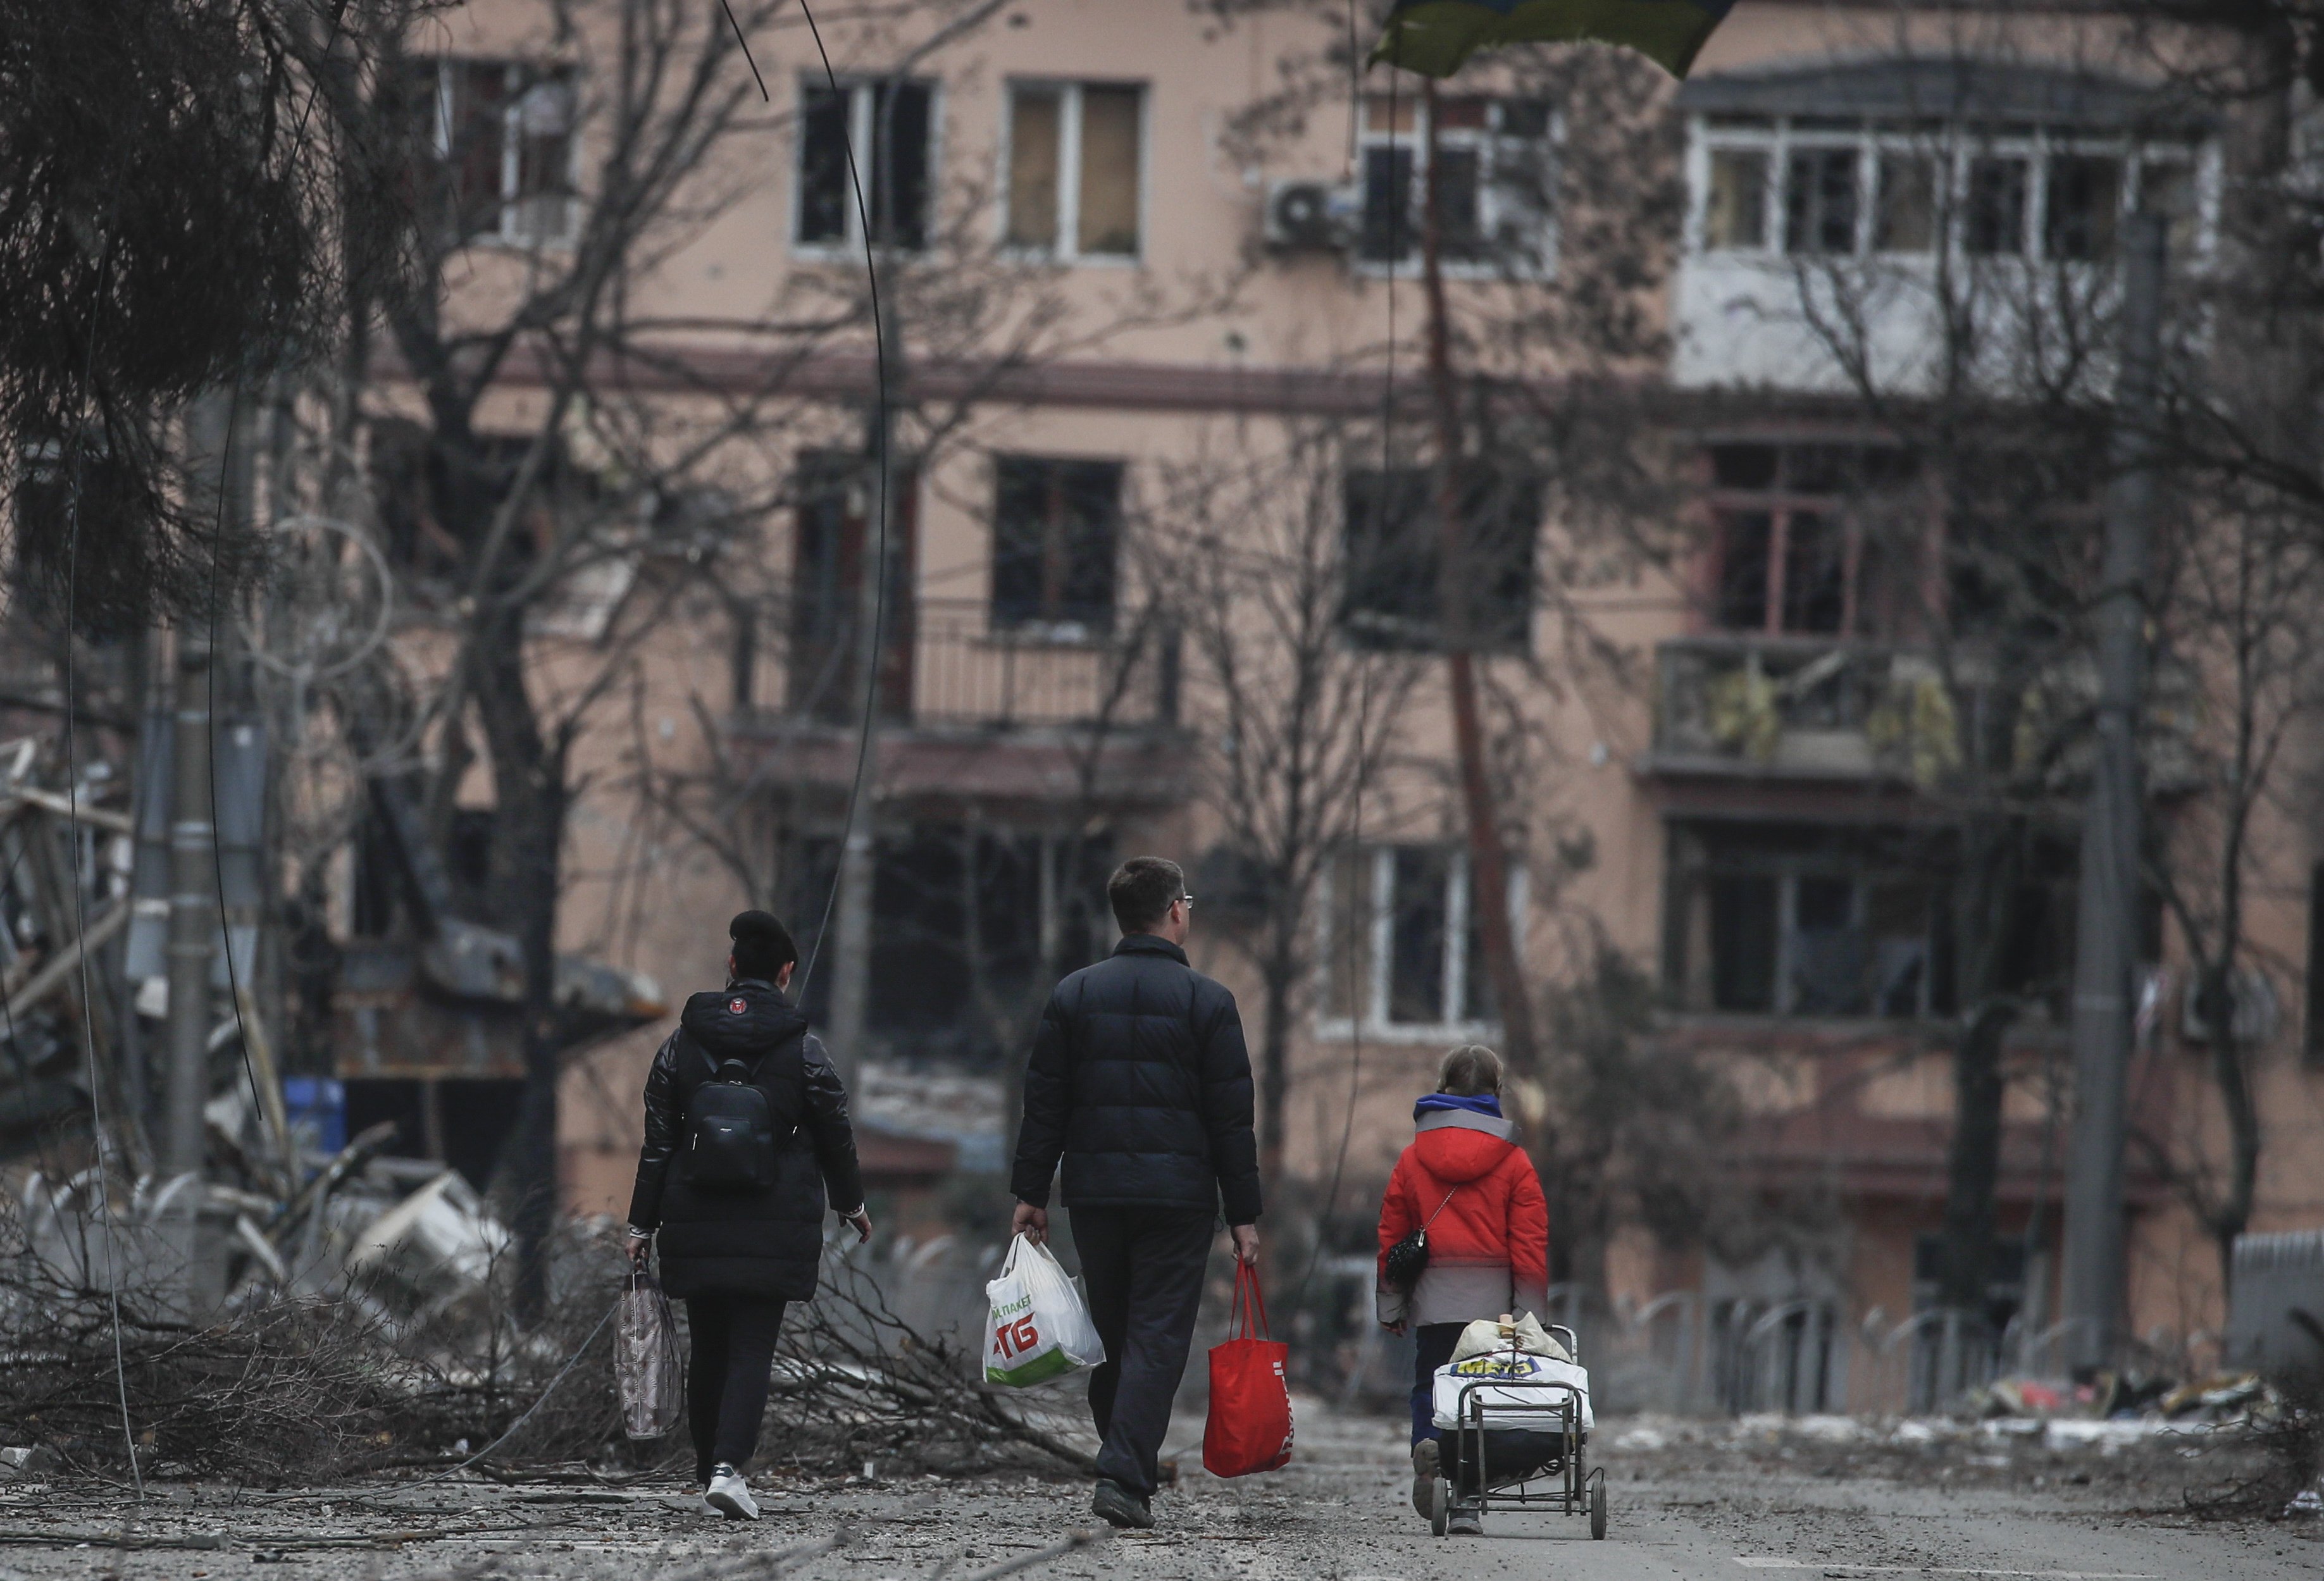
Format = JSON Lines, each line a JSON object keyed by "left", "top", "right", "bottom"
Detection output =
{"left": 1376, "top": 1099, "right": 1549, "bottom": 1328}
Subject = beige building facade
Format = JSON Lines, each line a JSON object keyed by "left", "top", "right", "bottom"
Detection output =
{"left": 362, "top": 1, "right": 2324, "bottom": 1400}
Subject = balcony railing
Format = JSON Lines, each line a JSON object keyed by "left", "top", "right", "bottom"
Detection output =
{"left": 1652, "top": 635, "right": 1932, "bottom": 779}
{"left": 761, "top": 597, "right": 1180, "bottom": 732}
{"left": 1650, "top": 634, "right": 2199, "bottom": 790}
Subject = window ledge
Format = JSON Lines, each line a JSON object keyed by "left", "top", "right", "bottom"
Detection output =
{"left": 1314, "top": 1017, "right": 1500, "bottom": 1046}
{"left": 984, "top": 621, "right": 1116, "bottom": 649}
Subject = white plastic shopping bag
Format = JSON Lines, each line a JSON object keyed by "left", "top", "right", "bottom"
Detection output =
{"left": 983, "top": 1233, "right": 1105, "bottom": 1387}
{"left": 616, "top": 1270, "right": 683, "bottom": 1440}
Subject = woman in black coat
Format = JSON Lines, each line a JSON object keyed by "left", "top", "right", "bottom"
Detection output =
{"left": 626, "top": 910, "right": 869, "bottom": 1520}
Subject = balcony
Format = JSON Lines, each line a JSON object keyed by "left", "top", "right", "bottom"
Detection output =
{"left": 773, "top": 597, "right": 1179, "bottom": 731}
{"left": 1646, "top": 634, "right": 2199, "bottom": 793}
{"left": 1649, "top": 636, "right": 1941, "bottom": 783}
{"left": 727, "top": 597, "right": 1188, "bottom": 811}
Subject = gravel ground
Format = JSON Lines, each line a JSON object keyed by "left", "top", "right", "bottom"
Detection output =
{"left": 0, "top": 1403, "right": 2315, "bottom": 1581}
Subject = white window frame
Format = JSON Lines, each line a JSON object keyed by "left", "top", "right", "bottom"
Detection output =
{"left": 997, "top": 78, "right": 1149, "bottom": 266}
{"left": 1355, "top": 95, "right": 1560, "bottom": 281}
{"left": 1686, "top": 112, "right": 2218, "bottom": 268}
{"left": 423, "top": 58, "right": 580, "bottom": 250}
{"left": 790, "top": 76, "right": 943, "bottom": 259}
{"left": 1314, "top": 844, "right": 1527, "bottom": 1042}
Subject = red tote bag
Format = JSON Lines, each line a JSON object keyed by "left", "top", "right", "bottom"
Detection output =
{"left": 1203, "top": 1263, "right": 1294, "bottom": 1477}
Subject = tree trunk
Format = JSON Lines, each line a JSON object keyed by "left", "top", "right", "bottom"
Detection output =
{"left": 1939, "top": 817, "right": 2023, "bottom": 1318}
{"left": 470, "top": 597, "right": 568, "bottom": 1322}
{"left": 1941, "top": 998, "right": 2015, "bottom": 1315}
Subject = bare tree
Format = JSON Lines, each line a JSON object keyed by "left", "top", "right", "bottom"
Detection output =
{"left": 1146, "top": 418, "right": 1425, "bottom": 1181}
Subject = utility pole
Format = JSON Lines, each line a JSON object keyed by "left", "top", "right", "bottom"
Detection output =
{"left": 1419, "top": 79, "right": 1539, "bottom": 1076}
{"left": 2061, "top": 211, "right": 2166, "bottom": 1372}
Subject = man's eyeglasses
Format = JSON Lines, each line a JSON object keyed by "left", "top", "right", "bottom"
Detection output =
{"left": 1179, "top": 895, "right": 1195, "bottom": 912}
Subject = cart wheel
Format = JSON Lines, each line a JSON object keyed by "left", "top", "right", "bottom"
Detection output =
{"left": 1429, "top": 1477, "right": 1450, "bottom": 1538}
{"left": 1589, "top": 1474, "right": 1608, "bottom": 1539}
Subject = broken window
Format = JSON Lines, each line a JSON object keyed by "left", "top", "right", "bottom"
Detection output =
{"left": 1665, "top": 822, "right": 2085, "bottom": 1020}
{"left": 1666, "top": 823, "right": 1951, "bottom": 1019}
{"left": 784, "top": 824, "right": 1115, "bottom": 1064}
{"left": 366, "top": 421, "right": 599, "bottom": 584}
{"left": 1706, "top": 443, "right": 1916, "bottom": 638}
{"left": 1004, "top": 82, "right": 1143, "bottom": 259}
{"left": 1704, "top": 149, "right": 1768, "bottom": 249}
{"left": 1783, "top": 146, "right": 1860, "bottom": 254}
{"left": 790, "top": 450, "right": 918, "bottom": 720}
{"left": 1965, "top": 155, "right": 2028, "bottom": 256}
{"left": 395, "top": 58, "right": 578, "bottom": 246}
{"left": 1320, "top": 843, "right": 1513, "bottom": 1032}
{"left": 796, "top": 79, "right": 933, "bottom": 251}
{"left": 1873, "top": 152, "right": 1938, "bottom": 253}
{"left": 2044, "top": 154, "right": 2120, "bottom": 262}
{"left": 1341, "top": 466, "right": 1537, "bottom": 652}
{"left": 1357, "top": 94, "right": 1555, "bottom": 272}
{"left": 990, "top": 456, "right": 1122, "bottom": 634}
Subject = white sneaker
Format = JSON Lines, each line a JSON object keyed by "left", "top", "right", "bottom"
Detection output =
{"left": 705, "top": 1464, "right": 760, "bottom": 1521}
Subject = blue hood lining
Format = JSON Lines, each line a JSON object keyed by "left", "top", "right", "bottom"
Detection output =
{"left": 1415, "top": 1092, "right": 1503, "bottom": 1121}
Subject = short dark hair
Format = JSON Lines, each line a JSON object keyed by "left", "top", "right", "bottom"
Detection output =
{"left": 729, "top": 909, "right": 798, "bottom": 981}
{"left": 1108, "top": 856, "right": 1185, "bottom": 934}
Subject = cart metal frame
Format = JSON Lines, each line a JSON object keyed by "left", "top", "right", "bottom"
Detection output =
{"left": 1427, "top": 1324, "right": 1608, "bottom": 1540}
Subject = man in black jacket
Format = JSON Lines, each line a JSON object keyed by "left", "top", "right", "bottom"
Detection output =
{"left": 628, "top": 910, "right": 871, "bottom": 1521}
{"left": 1010, "top": 856, "right": 1262, "bottom": 1530}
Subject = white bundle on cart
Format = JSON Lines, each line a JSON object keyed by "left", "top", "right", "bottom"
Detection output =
{"left": 1430, "top": 1312, "right": 1594, "bottom": 1433}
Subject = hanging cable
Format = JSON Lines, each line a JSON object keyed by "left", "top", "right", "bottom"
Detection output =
{"left": 718, "top": 1, "right": 896, "bottom": 999}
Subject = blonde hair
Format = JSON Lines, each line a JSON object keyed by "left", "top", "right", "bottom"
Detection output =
{"left": 1438, "top": 1044, "right": 1503, "bottom": 1097}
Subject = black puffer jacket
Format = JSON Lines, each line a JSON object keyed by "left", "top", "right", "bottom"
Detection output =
{"left": 1010, "top": 934, "right": 1262, "bottom": 1225}
{"left": 627, "top": 979, "right": 864, "bottom": 1300}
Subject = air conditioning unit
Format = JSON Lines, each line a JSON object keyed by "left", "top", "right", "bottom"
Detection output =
{"left": 1264, "top": 178, "right": 1360, "bottom": 251}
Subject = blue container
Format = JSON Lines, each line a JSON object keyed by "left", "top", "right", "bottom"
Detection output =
{"left": 282, "top": 1076, "right": 347, "bottom": 1157}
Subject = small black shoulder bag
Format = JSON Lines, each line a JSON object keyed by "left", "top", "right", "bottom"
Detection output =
{"left": 1383, "top": 1189, "right": 1460, "bottom": 1294}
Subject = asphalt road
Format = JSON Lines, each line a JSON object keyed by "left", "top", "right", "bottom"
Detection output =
{"left": 0, "top": 1406, "right": 2312, "bottom": 1581}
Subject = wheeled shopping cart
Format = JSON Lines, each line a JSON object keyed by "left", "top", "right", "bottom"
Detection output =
{"left": 1425, "top": 1324, "right": 1608, "bottom": 1540}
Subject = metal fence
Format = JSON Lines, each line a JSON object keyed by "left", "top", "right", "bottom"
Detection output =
{"left": 1326, "top": 1284, "right": 2207, "bottom": 1418}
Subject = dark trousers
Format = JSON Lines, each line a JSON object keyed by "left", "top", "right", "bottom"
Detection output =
{"left": 1411, "top": 1321, "right": 1463, "bottom": 1445}
{"left": 1071, "top": 1206, "right": 1215, "bottom": 1497}
{"left": 684, "top": 1293, "right": 788, "bottom": 1480}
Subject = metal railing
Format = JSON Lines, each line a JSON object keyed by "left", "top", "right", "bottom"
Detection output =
{"left": 1650, "top": 634, "right": 2199, "bottom": 790}
{"left": 767, "top": 597, "right": 1179, "bottom": 731}
{"left": 1333, "top": 1282, "right": 2208, "bottom": 1418}
{"left": 1651, "top": 635, "right": 1937, "bottom": 779}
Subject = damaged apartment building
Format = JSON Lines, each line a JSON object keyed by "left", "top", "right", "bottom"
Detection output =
{"left": 8, "top": 0, "right": 2322, "bottom": 1411}
{"left": 314, "top": 1, "right": 2324, "bottom": 1393}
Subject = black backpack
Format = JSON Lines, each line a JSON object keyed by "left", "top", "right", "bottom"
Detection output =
{"left": 684, "top": 1050, "right": 786, "bottom": 1191}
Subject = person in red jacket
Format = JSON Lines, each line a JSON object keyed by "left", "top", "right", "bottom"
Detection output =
{"left": 1376, "top": 1045, "right": 1549, "bottom": 1521}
